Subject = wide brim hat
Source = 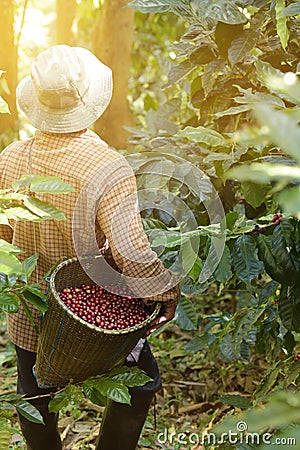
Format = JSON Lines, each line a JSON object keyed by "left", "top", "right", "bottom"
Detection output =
{"left": 17, "top": 45, "right": 113, "bottom": 133}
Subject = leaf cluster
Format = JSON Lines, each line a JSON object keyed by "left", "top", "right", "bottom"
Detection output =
{"left": 125, "top": 0, "right": 300, "bottom": 420}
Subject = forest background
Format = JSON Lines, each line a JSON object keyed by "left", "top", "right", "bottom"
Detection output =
{"left": 1, "top": 0, "right": 300, "bottom": 449}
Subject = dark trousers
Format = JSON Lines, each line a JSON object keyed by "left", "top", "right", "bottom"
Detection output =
{"left": 16, "top": 341, "right": 162, "bottom": 450}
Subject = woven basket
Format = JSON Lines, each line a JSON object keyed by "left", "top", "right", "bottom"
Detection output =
{"left": 34, "top": 255, "right": 161, "bottom": 388}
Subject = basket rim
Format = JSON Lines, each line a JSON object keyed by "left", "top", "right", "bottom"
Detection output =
{"left": 49, "top": 255, "right": 161, "bottom": 335}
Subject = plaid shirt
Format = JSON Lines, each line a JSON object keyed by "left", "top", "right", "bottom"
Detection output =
{"left": 0, "top": 129, "right": 180, "bottom": 352}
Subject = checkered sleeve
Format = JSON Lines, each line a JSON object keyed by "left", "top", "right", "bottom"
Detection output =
{"left": 0, "top": 149, "right": 13, "bottom": 243}
{"left": 0, "top": 225, "right": 13, "bottom": 243}
{"left": 96, "top": 160, "right": 180, "bottom": 302}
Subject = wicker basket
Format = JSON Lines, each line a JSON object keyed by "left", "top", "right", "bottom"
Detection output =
{"left": 34, "top": 255, "right": 161, "bottom": 388}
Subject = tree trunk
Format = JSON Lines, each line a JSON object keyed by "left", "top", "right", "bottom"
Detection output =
{"left": 93, "top": 0, "right": 135, "bottom": 149}
{"left": 56, "top": 0, "right": 77, "bottom": 45}
{"left": 0, "top": 0, "right": 18, "bottom": 136}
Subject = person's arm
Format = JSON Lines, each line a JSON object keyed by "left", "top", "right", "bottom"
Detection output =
{"left": 96, "top": 159, "right": 180, "bottom": 305}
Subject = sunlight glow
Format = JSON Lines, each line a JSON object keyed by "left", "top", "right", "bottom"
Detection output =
{"left": 284, "top": 72, "right": 297, "bottom": 86}
{"left": 17, "top": 8, "right": 55, "bottom": 48}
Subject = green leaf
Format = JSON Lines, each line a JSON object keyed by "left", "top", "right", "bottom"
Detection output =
{"left": 204, "top": 0, "right": 247, "bottom": 24}
{"left": 232, "top": 235, "right": 263, "bottom": 283}
{"left": 184, "top": 333, "right": 216, "bottom": 352}
{"left": 226, "top": 162, "right": 300, "bottom": 184}
{"left": 98, "top": 379, "right": 131, "bottom": 405}
{"left": 4, "top": 204, "right": 41, "bottom": 221}
{"left": 126, "top": 0, "right": 175, "bottom": 14}
{"left": 0, "top": 252, "right": 23, "bottom": 275}
{"left": 282, "top": 2, "right": 300, "bottom": 16}
{"left": 17, "top": 295, "right": 38, "bottom": 333}
{"left": 267, "top": 73, "right": 300, "bottom": 109}
{"left": 255, "top": 59, "right": 298, "bottom": 104}
{"left": 82, "top": 382, "right": 107, "bottom": 407}
{"left": 278, "top": 186, "right": 300, "bottom": 219}
{"left": 182, "top": 164, "right": 212, "bottom": 200}
{"left": 254, "top": 103, "right": 300, "bottom": 163}
{"left": 0, "top": 430, "right": 11, "bottom": 449}
{"left": 48, "top": 385, "right": 83, "bottom": 413}
{"left": 0, "top": 96, "right": 10, "bottom": 114}
{"left": 166, "top": 46, "right": 214, "bottom": 87}
{"left": 214, "top": 390, "right": 300, "bottom": 435}
{"left": 181, "top": 237, "right": 200, "bottom": 278}
{"left": 213, "top": 245, "right": 232, "bottom": 283}
{"left": 136, "top": 159, "right": 174, "bottom": 189}
{"left": 0, "top": 212, "right": 10, "bottom": 225}
{"left": 257, "top": 234, "right": 287, "bottom": 284}
{"left": 166, "top": 58, "right": 198, "bottom": 87}
{"left": 260, "top": 427, "right": 300, "bottom": 450}
{"left": 11, "top": 175, "right": 38, "bottom": 190}
{"left": 15, "top": 400, "right": 44, "bottom": 424}
{"left": 12, "top": 174, "right": 74, "bottom": 194}
{"left": 0, "top": 239, "right": 21, "bottom": 254}
{"left": 220, "top": 394, "right": 252, "bottom": 409}
{"left": 187, "top": 255, "right": 202, "bottom": 282}
{"left": 142, "top": 218, "right": 168, "bottom": 231}
{"left": 0, "top": 393, "right": 23, "bottom": 402}
{"left": 275, "top": 0, "right": 290, "bottom": 50}
{"left": 150, "top": 230, "right": 182, "bottom": 250}
{"left": 234, "top": 85, "right": 286, "bottom": 107}
{"left": 258, "top": 220, "right": 300, "bottom": 284}
{"left": 0, "top": 293, "right": 19, "bottom": 313}
{"left": 22, "top": 253, "right": 38, "bottom": 277}
{"left": 0, "top": 273, "right": 8, "bottom": 288}
{"left": 279, "top": 284, "right": 300, "bottom": 332}
{"left": 85, "top": 379, "right": 131, "bottom": 405}
{"left": 232, "top": 308, "right": 263, "bottom": 353}
{"left": 48, "top": 390, "right": 69, "bottom": 413}
{"left": 29, "top": 176, "right": 74, "bottom": 194}
{"left": 110, "top": 366, "right": 153, "bottom": 387}
{"left": 273, "top": 217, "right": 297, "bottom": 251}
{"left": 228, "top": 29, "right": 259, "bottom": 65}
{"left": 23, "top": 197, "right": 66, "bottom": 221}
{"left": 219, "top": 334, "right": 238, "bottom": 361}
{"left": 0, "top": 192, "right": 27, "bottom": 202}
{"left": 22, "top": 288, "right": 48, "bottom": 314}
{"left": 241, "top": 181, "right": 269, "bottom": 208}
{"left": 174, "top": 297, "right": 197, "bottom": 331}
{"left": 223, "top": 211, "right": 238, "bottom": 231}
{"left": 214, "top": 104, "right": 251, "bottom": 118}
{"left": 179, "top": 126, "right": 229, "bottom": 148}
{"left": 202, "top": 59, "right": 226, "bottom": 95}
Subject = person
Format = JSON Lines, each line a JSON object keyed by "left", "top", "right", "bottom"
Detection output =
{"left": 0, "top": 45, "right": 180, "bottom": 450}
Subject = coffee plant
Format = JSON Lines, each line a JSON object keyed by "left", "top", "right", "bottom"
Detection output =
{"left": 0, "top": 171, "right": 154, "bottom": 447}
{"left": 126, "top": 0, "right": 300, "bottom": 441}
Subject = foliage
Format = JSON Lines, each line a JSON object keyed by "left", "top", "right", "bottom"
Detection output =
{"left": 0, "top": 71, "right": 10, "bottom": 115}
{"left": 125, "top": 0, "right": 300, "bottom": 438}
{"left": 213, "top": 389, "right": 300, "bottom": 448}
{"left": 0, "top": 364, "right": 152, "bottom": 448}
{"left": 49, "top": 366, "right": 152, "bottom": 413}
{"left": 1, "top": 0, "right": 300, "bottom": 446}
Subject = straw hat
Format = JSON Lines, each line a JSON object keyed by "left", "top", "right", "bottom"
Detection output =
{"left": 17, "top": 45, "right": 113, "bottom": 133}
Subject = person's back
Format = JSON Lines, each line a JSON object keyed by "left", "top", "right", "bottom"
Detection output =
{"left": 0, "top": 44, "right": 179, "bottom": 450}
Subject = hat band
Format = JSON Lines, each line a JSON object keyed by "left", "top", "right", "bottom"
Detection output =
{"left": 36, "top": 85, "right": 87, "bottom": 111}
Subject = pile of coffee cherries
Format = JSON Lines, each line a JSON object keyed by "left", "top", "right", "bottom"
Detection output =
{"left": 58, "top": 283, "right": 150, "bottom": 330}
